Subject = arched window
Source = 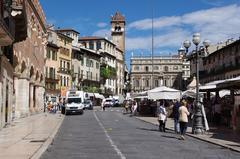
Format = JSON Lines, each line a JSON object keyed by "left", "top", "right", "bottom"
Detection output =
{"left": 145, "top": 66, "right": 149, "bottom": 72}
{"left": 164, "top": 66, "right": 169, "bottom": 72}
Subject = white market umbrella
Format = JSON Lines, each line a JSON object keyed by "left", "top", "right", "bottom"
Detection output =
{"left": 148, "top": 86, "right": 181, "bottom": 100}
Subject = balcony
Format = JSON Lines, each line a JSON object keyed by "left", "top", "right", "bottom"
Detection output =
{"left": 45, "top": 73, "right": 59, "bottom": 83}
{"left": 0, "top": 1, "right": 14, "bottom": 46}
{"left": 0, "top": 0, "right": 27, "bottom": 45}
{"left": 58, "top": 67, "right": 72, "bottom": 75}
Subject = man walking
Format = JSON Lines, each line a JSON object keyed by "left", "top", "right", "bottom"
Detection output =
{"left": 173, "top": 100, "right": 180, "bottom": 133}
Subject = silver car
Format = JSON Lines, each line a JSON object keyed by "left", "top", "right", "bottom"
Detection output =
{"left": 83, "top": 100, "right": 93, "bottom": 110}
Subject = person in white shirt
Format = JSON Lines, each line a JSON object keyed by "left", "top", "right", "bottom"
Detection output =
{"left": 157, "top": 101, "right": 167, "bottom": 132}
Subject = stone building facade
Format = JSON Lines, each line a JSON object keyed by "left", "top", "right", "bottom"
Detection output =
{"left": 79, "top": 37, "right": 117, "bottom": 95}
{"left": 56, "top": 32, "right": 73, "bottom": 98}
{"left": 13, "top": 0, "right": 47, "bottom": 118}
{"left": 78, "top": 12, "right": 126, "bottom": 96}
{"left": 200, "top": 39, "right": 240, "bottom": 84}
{"left": 130, "top": 55, "right": 190, "bottom": 92}
{"left": 45, "top": 29, "right": 60, "bottom": 103}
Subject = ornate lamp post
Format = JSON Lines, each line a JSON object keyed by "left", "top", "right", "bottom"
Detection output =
{"left": 182, "top": 33, "right": 210, "bottom": 134}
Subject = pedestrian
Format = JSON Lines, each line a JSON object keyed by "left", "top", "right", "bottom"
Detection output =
{"left": 132, "top": 100, "right": 138, "bottom": 116}
{"left": 179, "top": 99, "right": 190, "bottom": 140}
{"left": 125, "top": 100, "right": 129, "bottom": 113}
{"left": 157, "top": 101, "right": 167, "bottom": 132}
{"left": 173, "top": 100, "right": 180, "bottom": 133}
{"left": 102, "top": 98, "right": 106, "bottom": 111}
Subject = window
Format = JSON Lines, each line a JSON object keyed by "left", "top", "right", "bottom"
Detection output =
{"left": 67, "top": 62, "right": 70, "bottom": 70}
{"left": 64, "top": 77, "right": 66, "bottom": 86}
{"left": 135, "top": 80, "right": 139, "bottom": 87}
{"left": 87, "top": 71, "right": 89, "bottom": 79}
{"left": 52, "top": 51, "right": 57, "bottom": 61}
{"left": 47, "top": 49, "right": 51, "bottom": 59}
{"left": 145, "top": 66, "right": 149, "bottom": 72}
{"left": 86, "top": 59, "right": 90, "bottom": 67}
{"left": 154, "top": 66, "right": 159, "bottom": 70}
{"left": 45, "top": 67, "right": 48, "bottom": 78}
{"left": 67, "top": 77, "right": 69, "bottom": 87}
{"left": 155, "top": 80, "right": 159, "bottom": 87}
{"left": 97, "top": 41, "right": 101, "bottom": 50}
{"left": 60, "top": 60, "right": 62, "bottom": 68}
{"left": 134, "top": 66, "right": 139, "bottom": 70}
{"left": 90, "top": 60, "right": 94, "bottom": 67}
{"left": 146, "top": 80, "right": 149, "bottom": 87}
{"left": 164, "top": 66, "right": 169, "bottom": 72}
{"left": 90, "top": 72, "right": 92, "bottom": 80}
{"left": 173, "top": 66, "right": 178, "bottom": 70}
{"left": 96, "top": 62, "right": 99, "bottom": 69}
{"left": 81, "top": 58, "right": 84, "bottom": 66}
{"left": 50, "top": 67, "right": 54, "bottom": 79}
{"left": 89, "top": 41, "right": 94, "bottom": 50}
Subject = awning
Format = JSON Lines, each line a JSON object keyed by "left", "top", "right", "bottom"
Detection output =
{"left": 148, "top": 86, "right": 181, "bottom": 100}
{"left": 94, "top": 93, "right": 105, "bottom": 99}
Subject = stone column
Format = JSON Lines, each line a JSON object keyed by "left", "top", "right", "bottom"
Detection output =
{"left": 34, "top": 85, "right": 45, "bottom": 113}
{"left": 29, "top": 83, "right": 34, "bottom": 114}
{"left": 14, "top": 77, "right": 30, "bottom": 118}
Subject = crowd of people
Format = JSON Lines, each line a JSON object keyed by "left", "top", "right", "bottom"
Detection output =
{"left": 156, "top": 99, "right": 192, "bottom": 140}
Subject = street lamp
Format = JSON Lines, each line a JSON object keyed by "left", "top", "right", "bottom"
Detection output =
{"left": 182, "top": 33, "right": 210, "bottom": 134}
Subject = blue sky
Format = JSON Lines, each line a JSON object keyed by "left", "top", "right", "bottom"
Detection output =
{"left": 40, "top": 0, "right": 240, "bottom": 68}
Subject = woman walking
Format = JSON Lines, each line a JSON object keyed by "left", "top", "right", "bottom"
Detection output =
{"left": 179, "top": 99, "right": 190, "bottom": 140}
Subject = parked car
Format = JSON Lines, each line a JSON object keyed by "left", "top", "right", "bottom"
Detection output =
{"left": 113, "top": 99, "right": 120, "bottom": 107}
{"left": 83, "top": 99, "right": 93, "bottom": 110}
{"left": 103, "top": 98, "right": 114, "bottom": 107}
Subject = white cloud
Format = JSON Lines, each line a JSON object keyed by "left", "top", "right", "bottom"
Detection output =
{"left": 92, "top": 29, "right": 111, "bottom": 38}
{"left": 126, "top": 29, "right": 190, "bottom": 51}
{"left": 97, "top": 22, "right": 108, "bottom": 28}
{"left": 126, "top": 4, "right": 240, "bottom": 51}
{"left": 128, "top": 16, "right": 181, "bottom": 30}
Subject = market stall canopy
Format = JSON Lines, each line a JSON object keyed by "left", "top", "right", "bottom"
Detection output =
{"left": 187, "top": 76, "right": 199, "bottom": 89}
{"left": 211, "top": 90, "right": 230, "bottom": 98}
{"left": 217, "top": 75, "right": 240, "bottom": 89}
{"left": 200, "top": 79, "right": 226, "bottom": 91}
{"left": 148, "top": 86, "right": 181, "bottom": 100}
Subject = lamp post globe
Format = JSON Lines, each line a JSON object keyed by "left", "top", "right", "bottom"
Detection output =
{"left": 203, "top": 39, "right": 210, "bottom": 48}
{"left": 192, "top": 33, "right": 201, "bottom": 45}
{"left": 183, "top": 40, "right": 191, "bottom": 55}
{"left": 183, "top": 40, "right": 191, "bottom": 50}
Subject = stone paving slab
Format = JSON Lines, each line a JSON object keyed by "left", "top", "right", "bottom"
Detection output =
{"left": 0, "top": 112, "right": 64, "bottom": 159}
{"left": 136, "top": 116, "right": 240, "bottom": 152}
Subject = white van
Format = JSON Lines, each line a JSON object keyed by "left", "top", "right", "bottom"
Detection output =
{"left": 65, "top": 90, "right": 84, "bottom": 115}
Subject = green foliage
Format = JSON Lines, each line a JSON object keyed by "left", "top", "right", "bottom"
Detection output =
{"left": 100, "top": 65, "right": 117, "bottom": 79}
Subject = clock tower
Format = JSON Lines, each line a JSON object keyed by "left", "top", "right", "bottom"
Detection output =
{"left": 111, "top": 12, "right": 125, "bottom": 53}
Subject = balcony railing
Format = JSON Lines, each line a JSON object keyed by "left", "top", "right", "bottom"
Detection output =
{"left": 58, "top": 67, "right": 71, "bottom": 75}
{"left": 45, "top": 73, "right": 59, "bottom": 82}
